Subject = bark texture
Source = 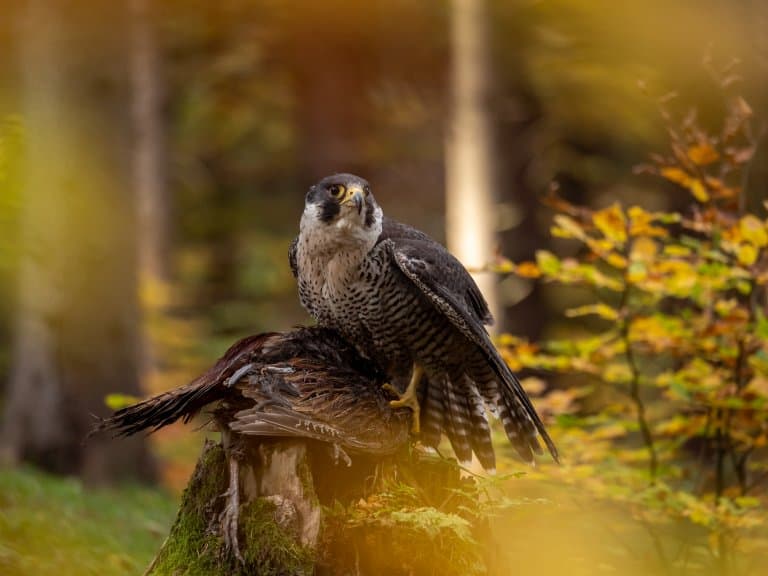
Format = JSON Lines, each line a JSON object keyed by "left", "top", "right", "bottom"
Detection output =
{"left": 145, "top": 436, "right": 489, "bottom": 576}
{"left": 146, "top": 440, "right": 317, "bottom": 576}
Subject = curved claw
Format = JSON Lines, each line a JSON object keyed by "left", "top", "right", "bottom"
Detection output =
{"left": 382, "top": 364, "right": 423, "bottom": 435}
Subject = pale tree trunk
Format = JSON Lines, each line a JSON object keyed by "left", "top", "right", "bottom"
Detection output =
{"left": 1, "top": 0, "right": 154, "bottom": 482}
{"left": 445, "top": 0, "right": 499, "bottom": 329}
{"left": 130, "top": 0, "right": 169, "bottom": 381}
{"left": 131, "top": 0, "right": 168, "bottom": 286}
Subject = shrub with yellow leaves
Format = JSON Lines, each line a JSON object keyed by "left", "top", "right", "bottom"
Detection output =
{"left": 499, "top": 90, "right": 767, "bottom": 575}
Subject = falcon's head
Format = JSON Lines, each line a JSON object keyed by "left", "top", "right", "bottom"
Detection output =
{"left": 302, "top": 173, "right": 382, "bottom": 234}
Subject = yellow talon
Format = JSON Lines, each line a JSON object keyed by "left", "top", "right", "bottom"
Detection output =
{"left": 382, "top": 364, "right": 423, "bottom": 434}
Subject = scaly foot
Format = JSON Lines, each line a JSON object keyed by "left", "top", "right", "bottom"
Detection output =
{"left": 382, "top": 364, "right": 423, "bottom": 434}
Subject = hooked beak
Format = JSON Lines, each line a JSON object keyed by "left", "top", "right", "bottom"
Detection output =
{"left": 341, "top": 186, "right": 365, "bottom": 215}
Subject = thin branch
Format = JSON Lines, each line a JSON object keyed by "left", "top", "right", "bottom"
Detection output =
{"left": 618, "top": 233, "right": 658, "bottom": 483}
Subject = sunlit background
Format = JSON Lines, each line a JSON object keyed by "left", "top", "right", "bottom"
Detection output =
{"left": 0, "top": 0, "right": 767, "bottom": 574}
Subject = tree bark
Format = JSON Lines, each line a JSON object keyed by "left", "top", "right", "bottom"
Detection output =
{"left": 145, "top": 435, "right": 490, "bottom": 576}
{"left": 145, "top": 439, "right": 319, "bottom": 576}
{"left": 0, "top": 0, "right": 154, "bottom": 482}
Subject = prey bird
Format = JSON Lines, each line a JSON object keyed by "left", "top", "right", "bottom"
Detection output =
{"left": 91, "top": 326, "right": 409, "bottom": 560}
{"left": 92, "top": 326, "right": 408, "bottom": 458}
{"left": 290, "top": 173, "right": 558, "bottom": 471}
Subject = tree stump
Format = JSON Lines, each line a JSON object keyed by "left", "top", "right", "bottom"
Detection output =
{"left": 93, "top": 327, "right": 494, "bottom": 575}
{"left": 144, "top": 436, "right": 490, "bottom": 576}
{"left": 145, "top": 439, "right": 318, "bottom": 575}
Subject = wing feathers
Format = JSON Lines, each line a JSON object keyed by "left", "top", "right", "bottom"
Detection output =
{"left": 390, "top": 241, "right": 559, "bottom": 464}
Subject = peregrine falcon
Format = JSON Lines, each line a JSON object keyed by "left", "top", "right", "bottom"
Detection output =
{"left": 290, "top": 173, "right": 558, "bottom": 470}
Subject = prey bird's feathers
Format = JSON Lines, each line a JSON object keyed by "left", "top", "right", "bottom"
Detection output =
{"left": 91, "top": 328, "right": 409, "bottom": 455}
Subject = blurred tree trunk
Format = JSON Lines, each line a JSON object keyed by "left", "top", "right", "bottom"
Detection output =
{"left": 131, "top": 0, "right": 169, "bottom": 289}
{"left": 445, "top": 0, "right": 499, "bottom": 327}
{"left": 0, "top": 0, "right": 154, "bottom": 482}
{"left": 130, "top": 0, "right": 169, "bottom": 379}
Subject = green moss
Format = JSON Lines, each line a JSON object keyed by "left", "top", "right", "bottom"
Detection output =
{"left": 320, "top": 456, "right": 492, "bottom": 576}
{"left": 296, "top": 453, "right": 319, "bottom": 508}
{"left": 148, "top": 441, "right": 229, "bottom": 575}
{"left": 323, "top": 499, "right": 486, "bottom": 576}
{"left": 148, "top": 441, "right": 313, "bottom": 576}
{"left": 239, "top": 499, "right": 314, "bottom": 575}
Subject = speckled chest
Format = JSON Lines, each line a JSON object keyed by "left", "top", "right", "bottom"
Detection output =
{"left": 295, "top": 214, "right": 385, "bottom": 338}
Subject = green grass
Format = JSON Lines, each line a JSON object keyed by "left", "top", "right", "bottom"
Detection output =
{"left": 0, "top": 466, "right": 177, "bottom": 576}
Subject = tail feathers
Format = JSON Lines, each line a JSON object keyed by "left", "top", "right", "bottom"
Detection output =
{"left": 442, "top": 375, "right": 473, "bottom": 465}
{"left": 487, "top": 350, "right": 559, "bottom": 464}
{"left": 420, "top": 371, "right": 498, "bottom": 471}
{"left": 463, "top": 375, "right": 496, "bottom": 471}
{"left": 90, "top": 380, "right": 223, "bottom": 438}
{"left": 499, "top": 401, "right": 541, "bottom": 463}
{"left": 419, "top": 375, "right": 444, "bottom": 450}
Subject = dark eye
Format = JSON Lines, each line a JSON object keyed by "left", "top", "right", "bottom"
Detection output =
{"left": 363, "top": 185, "right": 371, "bottom": 196}
{"left": 328, "top": 184, "right": 345, "bottom": 198}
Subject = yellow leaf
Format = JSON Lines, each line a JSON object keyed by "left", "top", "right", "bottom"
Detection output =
{"left": 737, "top": 244, "right": 758, "bottom": 266}
{"left": 565, "top": 303, "right": 619, "bottom": 321}
{"left": 592, "top": 204, "right": 627, "bottom": 244}
{"left": 660, "top": 167, "right": 710, "bottom": 202}
{"left": 552, "top": 214, "right": 587, "bottom": 240}
{"left": 688, "top": 143, "right": 719, "bottom": 165}
{"left": 602, "top": 363, "right": 631, "bottom": 383}
{"left": 663, "top": 244, "right": 691, "bottom": 257}
{"left": 628, "top": 206, "right": 669, "bottom": 238}
{"left": 747, "top": 376, "right": 768, "bottom": 397}
{"left": 739, "top": 215, "right": 768, "bottom": 247}
{"left": 521, "top": 377, "right": 547, "bottom": 395}
{"left": 630, "top": 237, "right": 658, "bottom": 263}
{"left": 606, "top": 252, "right": 628, "bottom": 269}
{"left": 688, "top": 179, "right": 709, "bottom": 202}
{"left": 105, "top": 393, "right": 141, "bottom": 411}
{"left": 660, "top": 166, "right": 689, "bottom": 185}
{"left": 535, "top": 250, "right": 561, "bottom": 275}
{"left": 592, "top": 423, "right": 627, "bottom": 439}
{"left": 714, "top": 299, "right": 738, "bottom": 316}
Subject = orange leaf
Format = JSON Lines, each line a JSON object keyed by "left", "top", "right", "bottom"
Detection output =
{"left": 660, "top": 166, "right": 689, "bottom": 186}
{"left": 515, "top": 261, "right": 541, "bottom": 278}
{"left": 687, "top": 143, "right": 719, "bottom": 166}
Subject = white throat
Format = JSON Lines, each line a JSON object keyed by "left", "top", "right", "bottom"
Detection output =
{"left": 296, "top": 203, "right": 383, "bottom": 313}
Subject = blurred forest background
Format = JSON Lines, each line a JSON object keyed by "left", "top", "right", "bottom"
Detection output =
{"left": 1, "top": 0, "right": 768, "bottom": 575}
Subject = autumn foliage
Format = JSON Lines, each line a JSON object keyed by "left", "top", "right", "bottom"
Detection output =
{"left": 499, "top": 90, "right": 767, "bottom": 575}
